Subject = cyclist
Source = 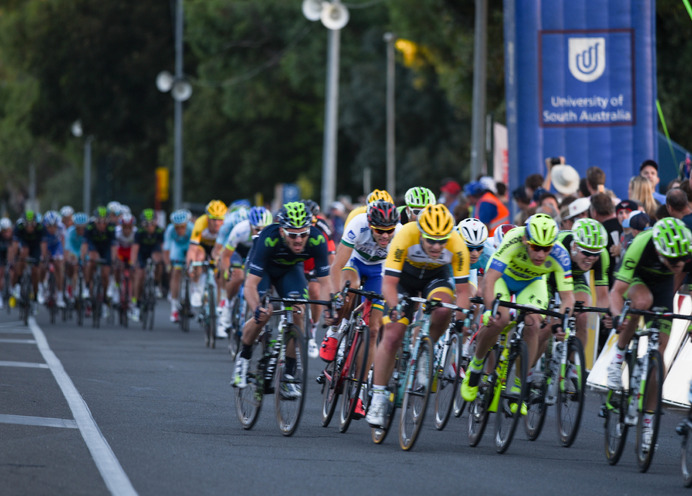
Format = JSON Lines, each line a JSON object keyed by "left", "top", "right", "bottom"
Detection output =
{"left": 327, "top": 199, "right": 401, "bottom": 417}
{"left": 60, "top": 206, "right": 74, "bottom": 230}
{"left": 106, "top": 201, "right": 122, "bottom": 225}
{"left": 217, "top": 206, "right": 273, "bottom": 336}
{"left": 64, "top": 212, "right": 88, "bottom": 303}
{"left": 112, "top": 212, "right": 137, "bottom": 307}
{"left": 233, "top": 201, "right": 335, "bottom": 398}
{"left": 457, "top": 218, "right": 490, "bottom": 297}
{"left": 397, "top": 186, "right": 436, "bottom": 224}
{"left": 366, "top": 204, "right": 471, "bottom": 427}
{"left": 302, "top": 199, "right": 337, "bottom": 358}
{"left": 81, "top": 206, "right": 117, "bottom": 304}
{"left": 0, "top": 217, "right": 13, "bottom": 308}
{"left": 187, "top": 200, "right": 228, "bottom": 307}
{"left": 547, "top": 218, "right": 610, "bottom": 349}
{"left": 606, "top": 217, "right": 692, "bottom": 451}
{"left": 460, "top": 214, "right": 575, "bottom": 410}
{"left": 11, "top": 211, "right": 46, "bottom": 303}
{"left": 344, "top": 189, "right": 394, "bottom": 228}
{"left": 129, "top": 209, "right": 164, "bottom": 322}
{"left": 163, "top": 209, "right": 193, "bottom": 323}
{"left": 39, "top": 211, "right": 66, "bottom": 308}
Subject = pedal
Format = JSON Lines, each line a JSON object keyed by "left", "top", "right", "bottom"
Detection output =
{"left": 598, "top": 404, "right": 607, "bottom": 419}
{"left": 315, "top": 373, "right": 325, "bottom": 385}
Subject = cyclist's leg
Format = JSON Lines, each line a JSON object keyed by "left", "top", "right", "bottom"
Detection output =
{"left": 514, "top": 278, "right": 550, "bottom": 368}
{"left": 424, "top": 277, "right": 455, "bottom": 343}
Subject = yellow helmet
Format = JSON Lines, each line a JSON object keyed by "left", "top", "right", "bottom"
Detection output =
{"left": 417, "top": 204, "right": 454, "bottom": 238}
{"left": 205, "top": 200, "right": 228, "bottom": 220}
{"left": 367, "top": 189, "right": 394, "bottom": 204}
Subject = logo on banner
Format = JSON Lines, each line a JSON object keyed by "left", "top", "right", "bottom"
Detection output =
{"left": 568, "top": 37, "right": 606, "bottom": 82}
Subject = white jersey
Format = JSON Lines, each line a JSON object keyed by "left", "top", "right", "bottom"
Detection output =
{"left": 216, "top": 208, "right": 249, "bottom": 245}
{"left": 340, "top": 212, "right": 401, "bottom": 264}
{"left": 223, "top": 219, "right": 253, "bottom": 251}
{"left": 114, "top": 225, "right": 137, "bottom": 248}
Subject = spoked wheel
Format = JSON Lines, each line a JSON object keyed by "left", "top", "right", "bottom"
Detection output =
{"left": 372, "top": 353, "right": 404, "bottom": 445}
{"left": 635, "top": 350, "right": 663, "bottom": 473}
{"left": 604, "top": 361, "right": 629, "bottom": 465}
{"left": 48, "top": 273, "right": 57, "bottom": 324}
{"left": 399, "top": 336, "right": 434, "bottom": 451}
{"left": 275, "top": 325, "right": 308, "bottom": 436}
{"left": 92, "top": 280, "right": 103, "bottom": 329}
{"left": 180, "top": 278, "right": 191, "bottom": 333}
{"left": 682, "top": 421, "right": 692, "bottom": 487}
{"left": 556, "top": 338, "right": 586, "bottom": 447}
{"left": 455, "top": 331, "right": 477, "bottom": 418}
{"left": 320, "top": 333, "right": 344, "bottom": 427}
{"left": 468, "top": 354, "right": 493, "bottom": 447}
{"left": 203, "top": 288, "right": 216, "bottom": 348}
{"left": 433, "top": 332, "right": 461, "bottom": 430}
{"left": 339, "top": 325, "right": 370, "bottom": 433}
{"left": 524, "top": 370, "right": 548, "bottom": 442}
{"left": 494, "top": 340, "right": 528, "bottom": 454}
{"left": 229, "top": 299, "right": 250, "bottom": 359}
{"left": 234, "top": 336, "right": 266, "bottom": 430}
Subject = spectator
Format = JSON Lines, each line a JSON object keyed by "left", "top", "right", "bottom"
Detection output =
{"left": 550, "top": 164, "right": 580, "bottom": 197}
{"left": 586, "top": 166, "right": 607, "bottom": 195}
{"left": 577, "top": 178, "right": 591, "bottom": 198}
{"left": 496, "top": 181, "right": 509, "bottom": 206}
{"left": 511, "top": 187, "right": 531, "bottom": 225}
{"left": 560, "top": 196, "right": 590, "bottom": 231}
{"left": 665, "top": 188, "right": 692, "bottom": 230}
{"left": 666, "top": 178, "right": 683, "bottom": 193}
{"left": 639, "top": 159, "right": 667, "bottom": 204}
{"left": 464, "top": 178, "right": 510, "bottom": 236}
{"left": 328, "top": 201, "right": 347, "bottom": 243}
{"left": 525, "top": 174, "right": 545, "bottom": 205}
{"left": 615, "top": 199, "right": 639, "bottom": 227}
{"left": 628, "top": 175, "right": 659, "bottom": 220}
{"left": 439, "top": 178, "right": 462, "bottom": 212}
{"left": 537, "top": 191, "right": 560, "bottom": 221}
{"left": 590, "top": 192, "right": 622, "bottom": 287}
{"left": 621, "top": 211, "right": 651, "bottom": 251}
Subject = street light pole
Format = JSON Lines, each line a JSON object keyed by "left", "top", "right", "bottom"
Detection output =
{"left": 173, "top": 0, "right": 184, "bottom": 211}
{"left": 321, "top": 27, "right": 340, "bottom": 210}
{"left": 470, "top": 0, "right": 488, "bottom": 180}
{"left": 84, "top": 136, "right": 93, "bottom": 214}
{"left": 384, "top": 32, "right": 396, "bottom": 198}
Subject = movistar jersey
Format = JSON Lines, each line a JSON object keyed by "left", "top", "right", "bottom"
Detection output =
{"left": 340, "top": 212, "right": 401, "bottom": 265}
{"left": 488, "top": 226, "right": 573, "bottom": 292}
{"left": 247, "top": 223, "right": 330, "bottom": 278}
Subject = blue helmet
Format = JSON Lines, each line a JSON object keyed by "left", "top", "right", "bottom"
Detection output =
{"left": 248, "top": 206, "right": 273, "bottom": 228}
{"left": 73, "top": 212, "right": 89, "bottom": 226}
{"left": 170, "top": 209, "right": 191, "bottom": 225}
{"left": 43, "top": 210, "right": 61, "bottom": 226}
{"left": 229, "top": 199, "right": 251, "bottom": 212}
{"left": 463, "top": 181, "right": 485, "bottom": 197}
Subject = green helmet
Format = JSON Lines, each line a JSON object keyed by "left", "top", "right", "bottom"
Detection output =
{"left": 140, "top": 208, "right": 155, "bottom": 223}
{"left": 525, "top": 213, "right": 558, "bottom": 247}
{"left": 652, "top": 217, "right": 692, "bottom": 258}
{"left": 278, "top": 201, "right": 312, "bottom": 229}
{"left": 572, "top": 218, "right": 607, "bottom": 251}
{"left": 93, "top": 206, "right": 108, "bottom": 219}
{"left": 404, "top": 187, "right": 436, "bottom": 209}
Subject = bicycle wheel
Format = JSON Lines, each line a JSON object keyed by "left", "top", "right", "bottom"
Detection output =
{"left": 92, "top": 276, "right": 103, "bottom": 329}
{"left": 683, "top": 422, "right": 692, "bottom": 487}
{"left": 234, "top": 335, "right": 266, "bottom": 430}
{"left": 399, "top": 336, "right": 434, "bottom": 451}
{"left": 339, "top": 324, "right": 370, "bottom": 433}
{"left": 454, "top": 334, "right": 476, "bottom": 418}
{"left": 494, "top": 339, "right": 528, "bottom": 454}
{"left": 320, "top": 332, "right": 345, "bottom": 427}
{"left": 48, "top": 272, "right": 57, "bottom": 324}
{"left": 275, "top": 325, "right": 308, "bottom": 436}
{"left": 76, "top": 276, "right": 84, "bottom": 327}
{"left": 146, "top": 281, "right": 156, "bottom": 330}
{"left": 434, "top": 332, "right": 460, "bottom": 430}
{"left": 179, "top": 276, "right": 191, "bottom": 333}
{"left": 119, "top": 276, "right": 129, "bottom": 328}
{"left": 468, "top": 356, "right": 493, "bottom": 447}
{"left": 635, "top": 350, "right": 663, "bottom": 472}
{"left": 228, "top": 297, "right": 245, "bottom": 358}
{"left": 20, "top": 272, "right": 31, "bottom": 325}
{"left": 556, "top": 338, "right": 586, "bottom": 447}
{"left": 524, "top": 361, "right": 549, "bottom": 442}
{"left": 603, "top": 360, "right": 629, "bottom": 465}
{"left": 202, "top": 284, "right": 217, "bottom": 348}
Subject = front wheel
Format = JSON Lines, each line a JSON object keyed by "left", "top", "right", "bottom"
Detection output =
{"left": 556, "top": 338, "right": 586, "bottom": 447}
{"left": 234, "top": 337, "right": 266, "bottom": 430}
{"left": 524, "top": 367, "right": 549, "bottom": 442}
{"left": 494, "top": 340, "right": 528, "bottom": 454}
{"left": 339, "top": 325, "right": 370, "bottom": 433}
{"left": 604, "top": 361, "right": 630, "bottom": 465}
{"left": 399, "top": 336, "right": 434, "bottom": 451}
{"left": 275, "top": 325, "right": 308, "bottom": 436}
{"left": 320, "top": 333, "right": 344, "bottom": 428}
{"left": 635, "top": 350, "right": 664, "bottom": 472}
{"left": 433, "top": 332, "right": 460, "bottom": 430}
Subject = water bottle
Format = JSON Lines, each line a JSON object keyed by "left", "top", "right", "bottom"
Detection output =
{"left": 625, "top": 362, "right": 641, "bottom": 425}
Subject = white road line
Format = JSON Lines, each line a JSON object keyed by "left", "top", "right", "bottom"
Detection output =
{"left": 0, "top": 338, "right": 37, "bottom": 344}
{"left": 29, "top": 318, "right": 137, "bottom": 496}
{"left": 0, "top": 414, "right": 78, "bottom": 429}
{"left": 0, "top": 327, "right": 32, "bottom": 334}
{"left": 0, "top": 360, "right": 49, "bottom": 369}
{"left": 0, "top": 321, "right": 25, "bottom": 328}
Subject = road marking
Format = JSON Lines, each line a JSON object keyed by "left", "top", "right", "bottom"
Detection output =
{"left": 0, "top": 327, "right": 32, "bottom": 333}
{"left": 0, "top": 338, "right": 37, "bottom": 344}
{"left": 0, "top": 360, "right": 49, "bottom": 369}
{"left": 29, "top": 318, "right": 137, "bottom": 496}
{"left": 0, "top": 414, "right": 78, "bottom": 429}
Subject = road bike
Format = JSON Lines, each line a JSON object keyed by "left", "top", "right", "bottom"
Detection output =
{"left": 233, "top": 293, "right": 335, "bottom": 436}
{"left": 117, "top": 262, "right": 132, "bottom": 328}
{"left": 18, "top": 257, "right": 38, "bottom": 325}
{"left": 189, "top": 260, "right": 218, "bottom": 347}
{"left": 600, "top": 301, "right": 692, "bottom": 472}
{"left": 228, "top": 283, "right": 249, "bottom": 359}
{"left": 43, "top": 258, "right": 59, "bottom": 324}
{"left": 178, "top": 264, "right": 192, "bottom": 333}
{"left": 139, "top": 258, "right": 157, "bottom": 330}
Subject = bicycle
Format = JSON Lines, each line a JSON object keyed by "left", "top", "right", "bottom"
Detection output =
{"left": 233, "top": 293, "right": 335, "bottom": 436}
{"left": 43, "top": 258, "right": 59, "bottom": 324}
{"left": 228, "top": 283, "right": 249, "bottom": 359}
{"left": 74, "top": 259, "right": 86, "bottom": 327}
{"left": 117, "top": 262, "right": 132, "bottom": 328}
{"left": 452, "top": 296, "right": 485, "bottom": 419}
{"left": 432, "top": 318, "right": 464, "bottom": 431}
{"left": 2, "top": 261, "right": 12, "bottom": 314}
{"left": 89, "top": 259, "right": 108, "bottom": 329}
{"left": 524, "top": 300, "right": 587, "bottom": 447}
{"left": 139, "top": 258, "right": 157, "bottom": 331}
{"left": 369, "top": 296, "right": 471, "bottom": 451}
{"left": 178, "top": 264, "right": 192, "bottom": 333}
{"left": 18, "top": 257, "right": 38, "bottom": 325}
{"left": 189, "top": 260, "right": 217, "bottom": 347}
{"left": 677, "top": 378, "right": 692, "bottom": 487}
{"left": 318, "top": 283, "right": 375, "bottom": 433}
{"left": 600, "top": 301, "right": 692, "bottom": 472}
{"left": 467, "top": 295, "right": 562, "bottom": 454}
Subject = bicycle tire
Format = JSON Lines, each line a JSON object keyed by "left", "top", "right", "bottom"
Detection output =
{"left": 275, "top": 325, "right": 308, "bottom": 436}
{"left": 20, "top": 271, "right": 31, "bottom": 325}
{"left": 524, "top": 365, "right": 548, "bottom": 442}
{"left": 556, "top": 338, "right": 586, "bottom": 447}
{"left": 180, "top": 276, "right": 191, "bottom": 333}
{"left": 320, "top": 332, "right": 344, "bottom": 427}
{"left": 635, "top": 349, "right": 663, "bottom": 472}
{"left": 371, "top": 349, "right": 404, "bottom": 445}
{"left": 234, "top": 334, "right": 266, "bottom": 430}
{"left": 339, "top": 324, "right": 370, "bottom": 433}
{"left": 454, "top": 332, "right": 477, "bottom": 418}
{"left": 76, "top": 275, "right": 84, "bottom": 327}
{"left": 399, "top": 336, "right": 434, "bottom": 451}
{"left": 48, "top": 271, "right": 57, "bottom": 324}
{"left": 494, "top": 339, "right": 528, "bottom": 454}
{"left": 92, "top": 273, "right": 103, "bottom": 329}
{"left": 146, "top": 280, "right": 156, "bottom": 330}
{"left": 434, "top": 332, "right": 460, "bottom": 430}
{"left": 683, "top": 426, "right": 692, "bottom": 487}
{"left": 468, "top": 356, "right": 493, "bottom": 447}
{"left": 202, "top": 283, "right": 216, "bottom": 348}
{"left": 604, "top": 360, "right": 629, "bottom": 465}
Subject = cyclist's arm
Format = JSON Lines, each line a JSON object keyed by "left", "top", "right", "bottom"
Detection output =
{"left": 329, "top": 242, "right": 353, "bottom": 291}
{"left": 244, "top": 272, "right": 262, "bottom": 313}
{"left": 482, "top": 266, "right": 503, "bottom": 310}
{"left": 381, "top": 274, "right": 399, "bottom": 314}
{"left": 557, "top": 289, "right": 574, "bottom": 315}
{"left": 130, "top": 243, "right": 140, "bottom": 266}
{"left": 609, "top": 279, "right": 629, "bottom": 318}
{"left": 454, "top": 281, "right": 471, "bottom": 319}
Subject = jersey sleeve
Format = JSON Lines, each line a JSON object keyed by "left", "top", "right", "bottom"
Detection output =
{"left": 307, "top": 226, "right": 330, "bottom": 277}
{"left": 384, "top": 224, "right": 416, "bottom": 277}
{"left": 448, "top": 231, "right": 470, "bottom": 284}
{"left": 594, "top": 251, "right": 610, "bottom": 286}
{"left": 549, "top": 242, "right": 574, "bottom": 292}
{"left": 190, "top": 216, "right": 207, "bottom": 245}
{"left": 614, "top": 231, "right": 651, "bottom": 285}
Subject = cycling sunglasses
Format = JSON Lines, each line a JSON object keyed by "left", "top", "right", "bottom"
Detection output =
{"left": 283, "top": 228, "right": 310, "bottom": 239}
{"left": 528, "top": 243, "right": 553, "bottom": 253}
{"left": 467, "top": 245, "right": 484, "bottom": 252}
{"left": 423, "top": 234, "right": 450, "bottom": 245}
{"left": 578, "top": 248, "right": 602, "bottom": 258}
{"left": 664, "top": 255, "right": 690, "bottom": 265}
{"left": 371, "top": 226, "right": 395, "bottom": 235}
{"left": 408, "top": 207, "right": 424, "bottom": 216}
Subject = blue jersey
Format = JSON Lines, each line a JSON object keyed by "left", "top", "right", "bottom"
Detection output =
{"left": 42, "top": 230, "right": 63, "bottom": 257}
{"left": 163, "top": 222, "right": 193, "bottom": 263}
{"left": 65, "top": 225, "right": 85, "bottom": 257}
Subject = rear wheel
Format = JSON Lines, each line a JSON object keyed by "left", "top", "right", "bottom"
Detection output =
{"left": 320, "top": 333, "right": 344, "bottom": 427}
{"left": 234, "top": 336, "right": 266, "bottom": 430}
{"left": 339, "top": 325, "right": 370, "bottom": 433}
{"left": 371, "top": 348, "right": 404, "bottom": 445}
{"left": 494, "top": 340, "right": 528, "bottom": 454}
{"left": 399, "top": 336, "right": 434, "bottom": 451}
{"left": 604, "top": 361, "right": 629, "bottom": 465}
{"left": 92, "top": 276, "right": 103, "bottom": 329}
{"left": 468, "top": 353, "right": 493, "bottom": 447}
{"left": 635, "top": 350, "right": 663, "bottom": 473}
{"left": 556, "top": 338, "right": 586, "bottom": 447}
{"left": 682, "top": 421, "right": 692, "bottom": 487}
{"left": 180, "top": 276, "right": 191, "bottom": 333}
{"left": 275, "top": 325, "right": 308, "bottom": 436}
{"left": 434, "top": 332, "right": 460, "bottom": 430}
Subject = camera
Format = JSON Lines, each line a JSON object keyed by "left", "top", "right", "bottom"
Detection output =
{"left": 550, "top": 157, "right": 561, "bottom": 166}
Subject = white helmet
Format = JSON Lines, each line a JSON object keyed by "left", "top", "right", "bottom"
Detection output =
{"left": 492, "top": 224, "right": 517, "bottom": 249}
{"left": 457, "top": 218, "right": 488, "bottom": 247}
{"left": 0, "top": 217, "right": 12, "bottom": 230}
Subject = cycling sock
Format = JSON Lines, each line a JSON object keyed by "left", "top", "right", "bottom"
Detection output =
{"left": 240, "top": 344, "right": 253, "bottom": 360}
{"left": 469, "top": 356, "right": 484, "bottom": 373}
{"left": 285, "top": 357, "right": 297, "bottom": 377}
{"left": 613, "top": 345, "right": 626, "bottom": 364}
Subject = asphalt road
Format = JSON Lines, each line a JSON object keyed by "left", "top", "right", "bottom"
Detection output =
{"left": 1, "top": 299, "right": 691, "bottom": 495}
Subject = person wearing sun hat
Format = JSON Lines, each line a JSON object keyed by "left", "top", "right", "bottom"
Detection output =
{"left": 551, "top": 164, "right": 580, "bottom": 197}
